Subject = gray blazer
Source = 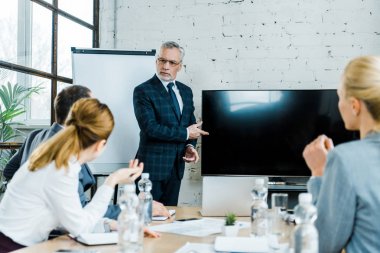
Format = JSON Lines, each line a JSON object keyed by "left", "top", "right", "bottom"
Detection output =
{"left": 308, "top": 131, "right": 380, "bottom": 253}
{"left": 4, "top": 123, "right": 120, "bottom": 219}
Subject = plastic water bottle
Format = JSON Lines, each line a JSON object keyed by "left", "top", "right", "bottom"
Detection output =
{"left": 292, "top": 193, "right": 318, "bottom": 253}
{"left": 251, "top": 177, "right": 269, "bottom": 237}
{"left": 118, "top": 184, "right": 144, "bottom": 253}
{"left": 137, "top": 173, "right": 153, "bottom": 225}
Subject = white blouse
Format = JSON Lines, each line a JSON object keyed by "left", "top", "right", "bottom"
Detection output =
{"left": 0, "top": 158, "right": 113, "bottom": 246}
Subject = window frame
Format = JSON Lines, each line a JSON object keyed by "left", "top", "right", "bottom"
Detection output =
{"left": 0, "top": 0, "right": 99, "bottom": 125}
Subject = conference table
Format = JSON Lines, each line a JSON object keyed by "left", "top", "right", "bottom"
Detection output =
{"left": 13, "top": 207, "right": 255, "bottom": 253}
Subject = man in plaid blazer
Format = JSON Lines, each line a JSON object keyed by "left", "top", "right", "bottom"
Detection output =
{"left": 133, "top": 41, "right": 209, "bottom": 205}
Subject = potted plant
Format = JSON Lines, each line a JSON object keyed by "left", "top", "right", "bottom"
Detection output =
{"left": 0, "top": 82, "right": 42, "bottom": 194}
{"left": 223, "top": 212, "right": 239, "bottom": 236}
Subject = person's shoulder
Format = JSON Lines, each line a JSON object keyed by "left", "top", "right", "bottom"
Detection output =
{"left": 329, "top": 139, "right": 361, "bottom": 157}
{"left": 176, "top": 80, "right": 192, "bottom": 92}
{"left": 334, "top": 138, "right": 369, "bottom": 153}
{"left": 328, "top": 138, "right": 372, "bottom": 170}
{"left": 176, "top": 80, "right": 189, "bottom": 88}
{"left": 48, "top": 159, "right": 82, "bottom": 178}
{"left": 136, "top": 75, "right": 157, "bottom": 88}
{"left": 28, "top": 128, "right": 45, "bottom": 137}
{"left": 23, "top": 128, "right": 45, "bottom": 145}
{"left": 30, "top": 126, "right": 59, "bottom": 146}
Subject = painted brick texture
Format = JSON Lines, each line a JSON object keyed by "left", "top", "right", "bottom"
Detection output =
{"left": 100, "top": 0, "right": 380, "bottom": 205}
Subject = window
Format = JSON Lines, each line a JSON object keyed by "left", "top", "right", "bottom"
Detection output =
{"left": 58, "top": 0, "right": 94, "bottom": 25}
{"left": 58, "top": 15, "right": 93, "bottom": 77}
{"left": 0, "top": 1, "right": 18, "bottom": 65}
{"left": 0, "top": 68, "right": 51, "bottom": 124}
{"left": 0, "top": 0, "right": 99, "bottom": 126}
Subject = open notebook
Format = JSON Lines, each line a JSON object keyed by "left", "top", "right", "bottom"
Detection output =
{"left": 69, "top": 232, "right": 118, "bottom": 245}
{"left": 152, "top": 209, "right": 176, "bottom": 221}
{"left": 69, "top": 209, "right": 175, "bottom": 245}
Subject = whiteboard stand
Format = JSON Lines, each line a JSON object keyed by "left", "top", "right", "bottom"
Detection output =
{"left": 72, "top": 47, "right": 157, "bottom": 202}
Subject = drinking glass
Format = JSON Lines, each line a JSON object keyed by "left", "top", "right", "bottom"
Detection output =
{"left": 268, "top": 193, "right": 290, "bottom": 253}
{"left": 271, "top": 193, "right": 288, "bottom": 214}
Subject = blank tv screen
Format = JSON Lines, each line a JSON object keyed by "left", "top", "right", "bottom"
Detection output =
{"left": 201, "top": 90, "right": 358, "bottom": 177}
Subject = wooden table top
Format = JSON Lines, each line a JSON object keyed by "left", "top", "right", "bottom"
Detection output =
{"left": 13, "top": 207, "right": 245, "bottom": 253}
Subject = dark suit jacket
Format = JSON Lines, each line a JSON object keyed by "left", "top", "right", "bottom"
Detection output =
{"left": 133, "top": 75, "right": 197, "bottom": 181}
{"left": 3, "top": 123, "right": 120, "bottom": 219}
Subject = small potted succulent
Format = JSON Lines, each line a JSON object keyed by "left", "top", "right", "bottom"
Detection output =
{"left": 222, "top": 212, "right": 239, "bottom": 236}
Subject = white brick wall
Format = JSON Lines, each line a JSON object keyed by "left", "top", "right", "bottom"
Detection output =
{"left": 99, "top": 0, "right": 380, "bottom": 206}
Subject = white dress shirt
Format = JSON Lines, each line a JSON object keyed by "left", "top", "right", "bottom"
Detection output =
{"left": 0, "top": 158, "right": 113, "bottom": 246}
{"left": 156, "top": 75, "right": 192, "bottom": 141}
{"left": 158, "top": 78, "right": 184, "bottom": 113}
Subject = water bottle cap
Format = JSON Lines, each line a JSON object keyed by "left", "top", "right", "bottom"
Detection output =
{"left": 123, "top": 184, "right": 136, "bottom": 192}
{"left": 141, "top": 173, "right": 150, "bottom": 179}
{"left": 298, "top": 193, "right": 312, "bottom": 203}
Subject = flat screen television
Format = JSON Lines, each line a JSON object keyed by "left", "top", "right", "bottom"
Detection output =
{"left": 201, "top": 90, "right": 358, "bottom": 177}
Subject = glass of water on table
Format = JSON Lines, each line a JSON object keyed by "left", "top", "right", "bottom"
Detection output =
{"left": 268, "top": 193, "right": 291, "bottom": 253}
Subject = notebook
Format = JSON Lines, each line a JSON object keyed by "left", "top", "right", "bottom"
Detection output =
{"left": 69, "top": 232, "right": 117, "bottom": 245}
{"left": 152, "top": 209, "right": 176, "bottom": 221}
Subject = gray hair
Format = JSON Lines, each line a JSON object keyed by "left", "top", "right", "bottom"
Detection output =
{"left": 158, "top": 41, "right": 185, "bottom": 62}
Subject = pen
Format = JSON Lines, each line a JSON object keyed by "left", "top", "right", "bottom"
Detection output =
{"left": 176, "top": 218, "right": 199, "bottom": 222}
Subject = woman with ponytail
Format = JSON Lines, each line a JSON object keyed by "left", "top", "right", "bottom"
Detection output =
{"left": 303, "top": 56, "right": 380, "bottom": 252}
{"left": 0, "top": 98, "right": 145, "bottom": 251}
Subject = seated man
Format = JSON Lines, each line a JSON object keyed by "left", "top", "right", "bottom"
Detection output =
{"left": 4, "top": 85, "right": 169, "bottom": 220}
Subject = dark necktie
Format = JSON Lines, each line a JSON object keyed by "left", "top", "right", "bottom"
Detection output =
{"left": 167, "top": 82, "right": 181, "bottom": 119}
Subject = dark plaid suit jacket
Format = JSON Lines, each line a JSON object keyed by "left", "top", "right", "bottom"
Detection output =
{"left": 133, "top": 75, "right": 197, "bottom": 181}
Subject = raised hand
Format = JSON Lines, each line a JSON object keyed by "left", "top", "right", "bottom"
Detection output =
{"left": 303, "top": 135, "right": 334, "bottom": 176}
{"left": 187, "top": 121, "right": 209, "bottom": 140}
{"left": 105, "top": 159, "right": 143, "bottom": 187}
{"left": 152, "top": 200, "right": 170, "bottom": 217}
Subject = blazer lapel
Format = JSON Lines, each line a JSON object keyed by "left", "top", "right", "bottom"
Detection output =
{"left": 177, "top": 83, "right": 189, "bottom": 123}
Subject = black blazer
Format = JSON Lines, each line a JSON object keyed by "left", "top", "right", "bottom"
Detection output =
{"left": 133, "top": 75, "right": 197, "bottom": 181}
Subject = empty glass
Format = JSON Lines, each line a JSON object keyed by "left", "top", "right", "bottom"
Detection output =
{"left": 268, "top": 193, "right": 290, "bottom": 253}
{"left": 271, "top": 193, "right": 288, "bottom": 214}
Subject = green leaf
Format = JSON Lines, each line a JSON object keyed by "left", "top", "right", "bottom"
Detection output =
{"left": 0, "top": 82, "right": 44, "bottom": 171}
{"left": 225, "top": 212, "right": 236, "bottom": 226}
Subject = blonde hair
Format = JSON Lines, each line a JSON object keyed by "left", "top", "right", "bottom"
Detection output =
{"left": 343, "top": 56, "right": 380, "bottom": 123}
{"left": 29, "top": 98, "right": 114, "bottom": 171}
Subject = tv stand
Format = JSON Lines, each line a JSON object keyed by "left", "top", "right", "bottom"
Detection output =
{"left": 268, "top": 177, "right": 309, "bottom": 209}
{"left": 268, "top": 177, "right": 286, "bottom": 185}
{"left": 268, "top": 181, "right": 286, "bottom": 185}
{"left": 269, "top": 176, "right": 308, "bottom": 186}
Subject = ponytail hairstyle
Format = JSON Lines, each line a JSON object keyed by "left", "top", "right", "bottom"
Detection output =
{"left": 343, "top": 56, "right": 380, "bottom": 125}
{"left": 28, "top": 98, "right": 114, "bottom": 171}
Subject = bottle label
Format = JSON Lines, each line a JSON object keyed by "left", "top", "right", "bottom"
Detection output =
{"left": 144, "top": 200, "right": 152, "bottom": 224}
{"left": 251, "top": 208, "right": 268, "bottom": 236}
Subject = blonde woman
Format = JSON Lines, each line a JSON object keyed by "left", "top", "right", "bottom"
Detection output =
{"left": 0, "top": 98, "right": 152, "bottom": 251}
{"left": 303, "top": 56, "right": 380, "bottom": 252}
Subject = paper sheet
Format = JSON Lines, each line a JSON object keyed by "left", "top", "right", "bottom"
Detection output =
{"left": 69, "top": 232, "right": 118, "bottom": 245}
{"left": 214, "top": 236, "right": 269, "bottom": 253}
{"left": 150, "top": 218, "right": 225, "bottom": 237}
{"left": 174, "top": 242, "right": 215, "bottom": 253}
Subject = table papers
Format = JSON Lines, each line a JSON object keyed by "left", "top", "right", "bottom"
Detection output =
{"left": 150, "top": 218, "right": 225, "bottom": 237}
{"left": 174, "top": 242, "right": 215, "bottom": 253}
